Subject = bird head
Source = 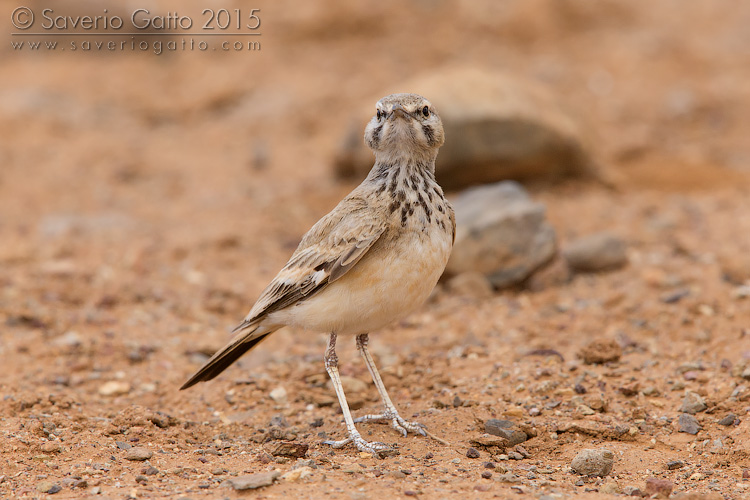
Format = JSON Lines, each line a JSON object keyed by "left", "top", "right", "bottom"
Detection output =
{"left": 364, "top": 93, "right": 444, "bottom": 161}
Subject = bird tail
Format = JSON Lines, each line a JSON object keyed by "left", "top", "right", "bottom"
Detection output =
{"left": 180, "top": 323, "right": 277, "bottom": 390}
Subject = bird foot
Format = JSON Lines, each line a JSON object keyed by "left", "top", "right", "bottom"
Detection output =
{"left": 354, "top": 410, "right": 427, "bottom": 437}
{"left": 323, "top": 432, "right": 398, "bottom": 458}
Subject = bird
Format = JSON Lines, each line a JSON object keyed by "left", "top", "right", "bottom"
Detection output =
{"left": 181, "top": 93, "right": 455, "bottom": 456}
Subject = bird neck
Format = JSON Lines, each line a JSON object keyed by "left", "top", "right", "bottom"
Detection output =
{"left": 368, "top": 152, "right": 437, "bottom": 182}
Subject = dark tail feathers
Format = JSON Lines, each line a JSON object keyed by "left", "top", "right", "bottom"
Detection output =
{"left": 180, "top": 329, "right": 272, "bottom": 390}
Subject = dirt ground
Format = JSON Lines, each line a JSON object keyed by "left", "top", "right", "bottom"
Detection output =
{"left": 2, "top": 1, "right": 750, "bottom": 498}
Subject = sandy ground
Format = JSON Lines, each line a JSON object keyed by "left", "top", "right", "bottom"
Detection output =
{"left": 2, "top": 1, "right": 750, "bottom": 498}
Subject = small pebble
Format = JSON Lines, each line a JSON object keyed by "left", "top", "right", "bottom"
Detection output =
{"left": 666, "top": 460, "right": 684, "bottom": 470}
{"left": 269, "top": 387, "right": 288, "bottom": 405}
{"left": 36, "top": 482, "right": 61, "bottom": 494}
{"left": 466, "top": 447, "right": 480, "bottom": 459}
{"left": 718, "top": 414, "right": 737, "bottom": 426}
{"left": 98, "top": 381, "right": 130, "bottom": 396}
{"left": 229, "top": 471, "right": 281, "bottom": 490}
{"left": 678, "top": 413, "right": 701, "bottom": 435}
{"left": 644, "top": 478, "right": 674, "bottom": 498}
{"left": 680, "top": 392, "right": 707, "bottom": 414}
{"left": 125, "top": 447, "right": 153, "bottom": 461}
{"left": 483, "top": 462, "right": 495, "bottom": 469}
{"left": 570, "top": 448, "right": 614, "bottom": 477}
{"left": 481, "top": 471, "right": 492, "bottom": 479}
{"left": 40, "top": 442, "right": 62, "bottom": 454}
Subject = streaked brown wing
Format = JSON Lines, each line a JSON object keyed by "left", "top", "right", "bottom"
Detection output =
{"left": 235, "top": 198, "right": 386, "bottom": 329}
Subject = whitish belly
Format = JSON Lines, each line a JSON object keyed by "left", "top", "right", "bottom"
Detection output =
{"left": 269, "top": 230, "right": 452, "bottom": 335}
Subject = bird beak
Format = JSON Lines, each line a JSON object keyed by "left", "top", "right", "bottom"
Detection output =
{"left": 389, "top": 104, "right": 410, "bottom": 121}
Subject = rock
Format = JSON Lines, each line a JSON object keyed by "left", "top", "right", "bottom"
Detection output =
{"left": 618, "top": 382, "right": 640, "bottom": 397}
{"left": 51, "top": 331, "right": 83, "bottom": 348}
{"left": 98, "top": 381, "right": 130, "bottom": 396}
{"left": 269, "top": 387, "right": 288, "bottom": 405}
{"left": 36, "top": 481, "right": 61, "bottom": 494}
{"left": 579, "top": 339, "right": 622, "bottom": 364}
{"left": 484, "top": 419, "right": 528, "bottom": 446}
{"left": 570, "top": 448, "right": 614, "bottom": 477}
{"left": 718, "top": 253, "right": 750, "bottom": 284}
{"left": 563, "top": 232, "right": 627, "bottom": 272}
{"left": 470, "top": 433, "right": 510, "bottom": 450}
{"left": 678, "top": 413, "right": 701, "bottom": 435}
{"left": 142, "top": 466, "right": 159, "bottom": 475}
{"left": 446, "top": 272, "right": 494, "bottom": 298}
{"left": 601, "top": 481, "right": 621, "bottom": 494}
{"left": 446, "top": 181, "right": 557, "bottom": 288}
{"left": 644, "top": 478, "right": 673, "bottom": 498}
{"left": 40, "top": 442, "right": 62, "bottom": 454}
{"left": 270, "top": 442, "right": 308, "bottom": 459}
{"left": 680, "top": 392, "right": 707, "bottom": 414}
{"left": 525, "top": 255, "right": 572, "bottom": 291}
{"left": 333, "top": 67, "right": 601, "bottom": 190}
{"left": 125, "top": 447, "right": 153, "bottom": 461}
{"left": 666, "top": 460, "right": 684, "bottom": 470}
{"left": 281, "top": 466, "right": 313, "bottom": 482}
{"left": 466, "top": 447, "right": 480, "bottom": 458}
{"left": 672, "top": 494, "right": 724, "bottom": 500}
{"left": 717, "top": 413, "right": 737, "bottom": 426}
{"left": 327, "top": 376, "right": 368, "bottom": 394}
{"left": 622, "top": 486, "right": 644, "bottom": 496}
{"left": 494, "top": 472, "right": 521, "bottom": 483}
{"left": 228, "top": 471, "right": 280, "bottom": 490}
{"left": 481, "top": 471, "right": 492, "bottom": 479}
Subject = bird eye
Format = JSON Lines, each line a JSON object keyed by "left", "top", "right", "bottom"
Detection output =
{"left": 422, "top": 106, "right": 430, "bottom": 117}
{"left": 376, "top": 110, "right": 382, "bottom": 120}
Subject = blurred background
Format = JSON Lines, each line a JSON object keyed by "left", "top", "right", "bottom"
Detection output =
{"left": 2, "top": 1, "right": 750, "bottom": 496}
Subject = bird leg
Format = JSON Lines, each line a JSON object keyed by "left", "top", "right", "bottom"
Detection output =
{"left": 353, "top": 333, "right": 427, "bottom": 437}
{"left": 322, "top": 332, "right": 395, "bottom": 456}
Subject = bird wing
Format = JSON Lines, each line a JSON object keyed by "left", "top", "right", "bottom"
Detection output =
{"left": 233, "top": 196, "right": 386, "bottom": 331}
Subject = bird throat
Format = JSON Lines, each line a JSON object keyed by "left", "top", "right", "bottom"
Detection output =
{"left": 370, "top": 159, "right": 450, "bottom": 232}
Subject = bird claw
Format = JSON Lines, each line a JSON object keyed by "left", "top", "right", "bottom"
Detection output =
{"left": 355, "top": 411, "right": 427, "bottom": 437}
{"left": 323, "top": 432, "right": 397, "bottom": 458}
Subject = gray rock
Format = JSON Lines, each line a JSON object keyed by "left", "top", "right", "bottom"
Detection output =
{"left": 228, "top": 471, "right": 281, "bottom": 490}
{"left": 666, "top": 460, "right": 684, "bottom": 470}
{"left": 680, "top": 392, "right": 707, "bottom": 415}
{"left": 484, "top": 419, "right": 528, "bottom": 446}
{"left": 562, "top": 232, "right": 627, "bottom": 272}
{"left": 717, "top": 413, "right": 737, "bottom": 426}
{"left": 678, "top": 413, "right": 701, "bottom": 435}
{"left": 570, "top": 448, "right": 614, "bottom": 477}
{"left": 446, "top": 181, "right": 556, "bottom": 288}
{"left": 333, "top": 67, "right": 602, "bottom": 190}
